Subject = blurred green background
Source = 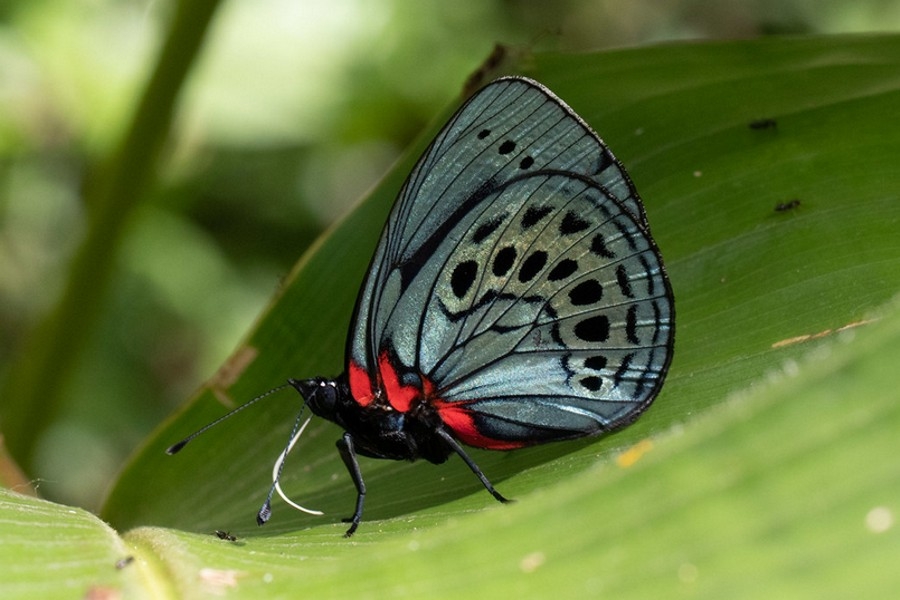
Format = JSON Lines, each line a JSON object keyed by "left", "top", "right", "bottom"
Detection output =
{"left": 1, "top": 0, "right": 898, "bottom": 511}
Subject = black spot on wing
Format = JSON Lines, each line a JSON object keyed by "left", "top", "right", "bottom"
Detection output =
{"left": 472, "top": 215, "right": 506, "bottom": 243}
{"left": 568, "top": 279, "right": 603, "bottom": 306}
{"left": 518, "top": 250, "right": 547, "bottom": 283}
{"left": 616, "top": 264, "right": 634, "bottom": 298}
{"left": 593, "top": 148, "right": 614, "bottom": 176}
{"left": 574, "top": 315, "right": 610, "bottom": 342}
{"left": 613, "top": 219, "right": 637, "bottom": 250}
{"left": 492, "top": 246, "right": 517, "bottom": 277}
{"left": 580, "top": 376, "right": 602, "bottom": 391}
{"left": 521, "top": 205, "right": 553, "bottom": 229}
{"left": 498, "top": 140, "right": 516, "bottom": 155}
{"left": 585, "top": 355, "right": 607, "bottom": 370}
{"left": 559, "top": 211, "right": 590, "bottom": 235}
{"left": 548, "top": 258, "right": 578, "bottom": 281}
{"left": 613, "top": 352, "right": 638, "bottom": 396}
{"left": 591, "top": 234, "right": 615, "bottom": 259}
{"left": 550, "top": 322, "right": 563, "bottom": 345}
{"left": 451, "top": 260, "right": 478, "bottom": 298}
{"left": 625, "top": 304, "right": 639, "bottom": 344}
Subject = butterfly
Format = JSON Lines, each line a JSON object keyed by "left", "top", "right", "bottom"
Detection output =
{"left": 169, "top": 77, "right": 675, "bottom": 536}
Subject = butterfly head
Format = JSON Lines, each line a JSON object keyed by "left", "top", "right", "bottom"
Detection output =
{"left": 288, "top": 377, "right": 343, "bottom": 420}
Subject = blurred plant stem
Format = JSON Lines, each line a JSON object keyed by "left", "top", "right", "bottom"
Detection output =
{"left": 0, "top": 0, "right": 223, "bottom": 474}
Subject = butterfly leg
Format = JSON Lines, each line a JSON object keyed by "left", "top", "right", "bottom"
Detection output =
{"left": 336, "top": 432, "right": 366, "bottom": 537}
{"left": 436, "top": 428, "right": 511, "bottom": 504}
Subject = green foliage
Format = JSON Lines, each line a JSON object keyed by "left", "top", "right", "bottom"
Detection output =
{"left": 3, "top": 34, "right": 900, "bottom": 598}
{"left": 0, "top": 0, "right": 223, "bottom": 476}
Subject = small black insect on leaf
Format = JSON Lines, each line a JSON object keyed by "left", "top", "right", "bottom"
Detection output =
{"left": 214, "top": 530, "right": 238, "bottom": 542}
{"left": 115, "top": 556, "right": 135, "bottom": 570}
{"left": 749, "top": 118, "right": 777, "bottom": 130}
{"left": 774, "top": 199, "right": 801, "bottom": 212}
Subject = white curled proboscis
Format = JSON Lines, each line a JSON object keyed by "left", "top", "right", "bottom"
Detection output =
{"left": 271, "top": 416, "right": 324, "bottom": 516}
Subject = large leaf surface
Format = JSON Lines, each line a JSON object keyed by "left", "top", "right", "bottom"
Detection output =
{"left": 3, "top": 35, "right": 900, "bottom": 598}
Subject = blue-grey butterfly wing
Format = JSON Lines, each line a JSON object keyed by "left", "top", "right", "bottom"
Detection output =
{"left": 346, "top": 77, "right": 673, "bottom": 446}
{"left": 420, "top": 171, "right": 673, "bottom": 446}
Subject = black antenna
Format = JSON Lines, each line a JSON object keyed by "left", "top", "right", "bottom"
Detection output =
{"left": 165, "top": 384, "right": 291, "bottom": 455}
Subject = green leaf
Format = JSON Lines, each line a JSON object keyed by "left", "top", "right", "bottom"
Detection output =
{"left": 0, "top": 489, "right": 150, "bottom": 600}
{"left": 5, "top": 34, "right": 900, "bottom": 598}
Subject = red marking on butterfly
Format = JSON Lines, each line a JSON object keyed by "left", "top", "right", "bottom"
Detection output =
{"left": 433, "top": 399, "right": 528, "bottom": 450}
{"left": 348, "top": 360, "right": 376, "bottom": 407}
{"left": 378, "top": 351, "right": 419, "bottom": 413}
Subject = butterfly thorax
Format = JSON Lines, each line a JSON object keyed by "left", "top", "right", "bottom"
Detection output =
{"left": 290, "top": 375, "right": 454, "bottom": 465}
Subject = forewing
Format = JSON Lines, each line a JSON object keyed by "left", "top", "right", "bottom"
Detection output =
{"left": 349, "top": 77, "right": 649, "bottom": 380}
